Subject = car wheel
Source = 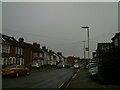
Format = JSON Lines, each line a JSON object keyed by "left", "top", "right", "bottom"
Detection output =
{"left": 26, "top": 71, "right": 29, "bottom": 75}
{"left": 16, "top": 72, "right": 19, "bottom": 77}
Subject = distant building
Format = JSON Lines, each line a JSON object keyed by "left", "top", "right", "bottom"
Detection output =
{"left": 57, "top": 52, "right": 65, "bottom": 64}
{"left": 41, "top": 46, "right": 50, "bottom": 65}
{"left": 48, "top": 50, "right": 61, "bottom": 65}
{"left": 111, "top": 32, "right": 120, "bottom": 47}
{"left": 52, "top": 52, "right": 61, "bottom": 65}
{"left": 66, "top": 56, "right": 75, "bottom": 64}
{"left": 96, "top": 43, "right": 112, "bottom": 62}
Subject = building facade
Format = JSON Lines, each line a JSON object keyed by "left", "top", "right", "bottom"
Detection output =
{"left": 1, "top": 34, "right": 24, "bottom": 66}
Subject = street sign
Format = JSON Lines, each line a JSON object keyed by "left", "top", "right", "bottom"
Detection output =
{"left": 85, "top": 48, "right": 89, "bottom": 51}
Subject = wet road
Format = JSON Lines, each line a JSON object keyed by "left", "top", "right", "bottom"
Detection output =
{"left": 2, "top": 68, "right": 75, "bottom": 88}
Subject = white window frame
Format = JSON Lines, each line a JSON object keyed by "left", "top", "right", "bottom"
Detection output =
{"left": 16, "top": 47, "right": 23, "bottom": 55}
{"left": 9, "top": 57, "right": 13, "bottom": 65}
{"left": 22, "top": 58, "right": 24, "bottom": 65}
{"left": 2, "top": 45, "right": 10, "bottom": 53}
{"left": 13, "top": 57, "right": 16, "bottom": 64}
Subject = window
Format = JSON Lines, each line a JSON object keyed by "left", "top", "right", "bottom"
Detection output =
{"left": 9, "top": 57, "right": 13, "bottom": 65}
{"left": 13, "top": 57, "right": 16, "bottom": 64}
{"left": 16, "top": 47, "right": 23, "bottom": 55}
{"left": 22, "top": 59, "right": 24, "bottom": 65}
{"left": 2, "top": 45, "right": 10, "bottom": 53}
{"left": 16, "top": 58, "right": 20, "bottom": 65}
{"left": 2, "top": 38, "right": 5, "bottom": 41}
{"left": 114, "top": 38, "right": 118, "bottom": 46}
{"left": 3, "top": 58, "right": 8, "bottom": 65}
{"left": 20, "top": 58, "right": 23, "bottom": 65}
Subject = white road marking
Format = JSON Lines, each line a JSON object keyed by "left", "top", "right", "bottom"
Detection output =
{"left": 72, "top": 73, "right": 77, "bottom": 79}
{"left": 65, "top": 79, "right": 72, "bottom": 88}
{"left": 58, "top": 82, "right": 64, "bottom": 88}
{"left": 65, "top": 69, "right": 80, "bottom": 88}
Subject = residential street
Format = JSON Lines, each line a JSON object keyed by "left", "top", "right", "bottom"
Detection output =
{"left": 2, "top": 68, "right": 75, "bottom": 88}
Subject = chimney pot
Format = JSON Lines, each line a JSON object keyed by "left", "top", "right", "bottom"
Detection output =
{"left": 19, "top": 37, "right": 24, "bottom": 43}
{"left": 42, "top": 46, "right": 46, "bottom": 49}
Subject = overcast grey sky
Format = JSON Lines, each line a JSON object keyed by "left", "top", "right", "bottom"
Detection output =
{"left": 2, "top": 2, "right": 118, "bottom": 58}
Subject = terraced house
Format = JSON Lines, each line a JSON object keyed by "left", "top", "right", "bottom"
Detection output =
{"left": 1, "top": 34, "right": 24, "bottom": 66}
{"left": 1, "top": 34, "right": 66, "bottom": 68}
{"left": 18, "top": 38, "right": 44, "bottom": 67}
{"left": 56, "top": 52, "right": 65, "bottom": 65}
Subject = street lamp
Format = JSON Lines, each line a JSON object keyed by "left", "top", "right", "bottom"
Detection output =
{"left": 82, "top": 41, "right": 86, "bottom": 59}
{"left": 81, "top": 26, "right": 90, "bottom": 59}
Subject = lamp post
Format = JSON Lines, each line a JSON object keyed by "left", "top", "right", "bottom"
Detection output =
{"left": 82, "top": 41, "right": 86, "bottom": 59}
{"left": 81, "top": 26, "right": 90, "bottom": 59}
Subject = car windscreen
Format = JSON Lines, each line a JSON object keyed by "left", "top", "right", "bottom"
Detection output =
{"left": 6, "top": 65, "right": 17, "bottom": 68}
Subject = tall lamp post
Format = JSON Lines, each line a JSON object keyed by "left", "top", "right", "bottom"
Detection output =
{"left": 81, "top": 26, "right": 90, "bottom": 60}
{"left": 82, "top": 41, "right": 86, "bottom": 59}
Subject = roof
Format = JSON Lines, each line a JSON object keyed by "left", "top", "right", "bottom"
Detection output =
{"left": 111, "top": 32, "right": 120, "bottom": 40}
{"left": 41, "top": 48, "right": 50, "bottom": 55}
{"left": 24, "top": 42, "right": 43, "bottom": 53}
{"left": 97, "top": 43, "right": 112, "bottom": 50}
{"left": 98, "top": 43, "right": 112, "bottom": 47}
{"left": 1, "top": 33, "right": 24, "bottom": 48}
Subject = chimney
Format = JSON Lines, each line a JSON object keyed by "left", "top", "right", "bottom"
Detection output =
{"left": 57, "top": 52, "right": 62, "bottom": 56}
{"left": 49, "top": 50, "right": 52, "bottom": 53}
{"left": 37, "top": 44, "right": 40, "bottom": 48}
{"left": 42, "top": 46, "right": 46, "bottom": 50}
{"left": 33, "top": 42, "right": 37, "bottom": 47}
{"left": 52, "top": 51, "right": 54, "bottom": 53}
{"left": 45, "top": 49, "right": 48, "bottom": 52}
{"left": 19, "top": 37, "right": 24, "bottom": 43}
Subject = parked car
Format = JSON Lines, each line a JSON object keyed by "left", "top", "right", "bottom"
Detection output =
{"left": 86, "top": 63, "right": 98, "bottom": 69}
{"left": 74, "top": 64, "right": 80, "bottom": 69}
{"left": 65, "top": 64, "right": 73, "bottom": 68}
{"left": 56, "top": 63, "right": 65, "bottom": 68}
{"left": 79, "top": 64, "right": 83, "bottom": 68}
{"left": 88, "top": 66, "right": 98, "bottom": 80}
{"left": 32, "top": 63, "right": 40, "bottom": 68}
{"left": 2, "top": 64, "right": 30, "bottom": 77}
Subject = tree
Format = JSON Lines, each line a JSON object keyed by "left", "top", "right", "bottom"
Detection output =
{"left": 98, "top": 46, "right": 120, "bottom": 84}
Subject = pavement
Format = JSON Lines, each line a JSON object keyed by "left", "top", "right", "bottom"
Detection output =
{"left": 65, "top": 67, "right": 120, "bottom": 88}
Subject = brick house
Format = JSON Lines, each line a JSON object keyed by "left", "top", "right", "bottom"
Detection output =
{"left": 1, "top": 34, "right": 24, "bottom": 66}
{"left": 66, "top": 56, "right": 75, "bottom": 65}
{"left": 18, "top": 38, "right": 44, "bottom": 67}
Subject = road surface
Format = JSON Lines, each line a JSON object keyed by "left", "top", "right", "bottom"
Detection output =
{"left": 2, "top": 68, "right": 75, "bottom": 88}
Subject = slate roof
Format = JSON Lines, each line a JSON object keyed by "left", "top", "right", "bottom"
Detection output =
{"left": 1, "top": 33, "right": 24, "bottom": 48}
{"left": 111, "top": 32, "right": 120, "bottom": 40}
{"left": 24, "top": 42, "right": 43, "bottom": 53}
